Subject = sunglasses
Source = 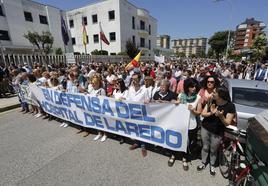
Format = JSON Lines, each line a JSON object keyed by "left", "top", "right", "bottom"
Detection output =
{"left": 207, "top": 81, "right": 215, "bottom": 84}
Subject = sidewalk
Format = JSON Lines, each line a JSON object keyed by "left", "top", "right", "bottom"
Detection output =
{"left": 0, "top": 95, "right": 21, "bottom": 113}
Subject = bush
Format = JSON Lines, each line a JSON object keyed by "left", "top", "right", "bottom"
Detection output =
{"left": 91, "top": 49, "right": 108, "bottom": 55}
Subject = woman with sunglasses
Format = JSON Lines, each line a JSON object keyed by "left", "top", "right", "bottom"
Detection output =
{"left": 178, "top": 78, "right": 202, "bottom": 170}
{"left": 197, "top": 87, "right": 236, "bottom": 176}
{"left": 198, "top": 75, "right": 220, "bottom": 108}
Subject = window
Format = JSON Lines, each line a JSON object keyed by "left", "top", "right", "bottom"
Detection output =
{"left": 109, "top": 32, "right": 116, "bottom": 41}
{"left": 39, "top": 15, "right": 48, "bottom": 24}
{"left": 93, "top": 34, "right": 99, "bottom": 43}
{"left": 83, "top": 16, "right": 87, "bottom": 25}
{"left": 0, "top": 5, "right": 4, "bottom": 16}
{"left": 149, "top": 39, "right": 151, "bottom": 50}
{"left": 140, "top": 37, "right": 145, "bottom": 47}
{"left": 149, "top": 24, "right": 151, "bottom": 35}
{"left": 108, "top": 10, "right": 115, "bottom": 20}
{"left": 0, "top": 30, "right": 10, "bottom": 41}
{"left": 69, "top": 19, "right": 74, "bottom": 28}
{"left": 92, "top": 14, "right": 98, "bottom": 24}
{"left": 24, "top": 11, "right": 33, "bottom": 22}
{"left": 132, "top": 35, "right": 136, "bottom": 45}
{"left": 232, "top": 88, "right": 268, "bottom": 109}
{"left": 132, "top": 16, "right": 135, "bottom": 29}
{"left": 72, "top": 37, "right": 76, "bottom": 45}
{"left": 140, "top": 20, "right": 145, "bottom": 30}
{"left": 86, "top": 35, "right": 89, "bottom": 44}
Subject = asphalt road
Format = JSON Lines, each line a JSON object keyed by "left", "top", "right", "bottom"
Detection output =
{"left": 0, "top": 109, "right": 228, "bottom": 186}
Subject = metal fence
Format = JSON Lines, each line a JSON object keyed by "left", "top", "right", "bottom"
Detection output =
{"left": 0, "top": 54, "right": 154, "bottom": 67}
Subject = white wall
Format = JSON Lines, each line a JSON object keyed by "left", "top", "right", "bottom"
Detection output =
{"left": 67, "top": 0, "right": 121, "bottom": 54}
{"left": 0, "top": 0, "right": 65, "bottom": 51}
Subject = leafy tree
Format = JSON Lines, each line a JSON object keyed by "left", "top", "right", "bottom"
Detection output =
{"left": 207, "top": 48, "right": 215, "bottom": 59}
{"left": 251, "top": 34, "right": 267, "bottom": 62}
{"left": 208, "top": 30, "right": 234, "bottom": 61}
{"left": 24, "top": 31, "right": 54, "bottom": 69}
{"left": 24, "top": 31, "right": 54, "bottom": 55}
{"left": 125, "top": 39, "right": 139, "bottom": 59}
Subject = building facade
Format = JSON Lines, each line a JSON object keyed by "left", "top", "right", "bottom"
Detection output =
{"left": 234, "top": 18, "right": 266, "bottom": 52}
{"left": 0, "top": 0, "right": 66, "bottom": 54}
{"left": 0, "top": 0, "right": 157, "bottom": 57}
{"left": 171, "top": 37, "right": 207, "bottom": 57}
{"left": 156, "top": 35, "right": 170, "bottom": 49}
{"left": 67, "top": 0, "right": 157, "bottom": 56}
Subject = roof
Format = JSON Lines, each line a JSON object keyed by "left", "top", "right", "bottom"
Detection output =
{"left": 241, "top": 18, "right": 261, "bottom": 25}
{"left": 226, "top": 79, "right": 268, "bottom": 90}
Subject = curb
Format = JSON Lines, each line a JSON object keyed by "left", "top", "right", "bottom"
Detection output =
{"left": 0, "top": 104, "right": 21, "bottom": 113}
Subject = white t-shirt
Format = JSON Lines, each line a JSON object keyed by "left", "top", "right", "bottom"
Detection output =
{"left": 113, "top": 89, "right": 128, "bottom": 100}
{"left": 126, "top": 86, "right": 149, "bottom": 102}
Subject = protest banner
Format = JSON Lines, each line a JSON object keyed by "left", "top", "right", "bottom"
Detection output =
{"left": 30, "top": 84, "right": 191, "bottom": 152}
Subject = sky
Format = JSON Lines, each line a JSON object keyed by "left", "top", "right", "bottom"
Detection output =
{"left": 35, "top": 0, "right": 268, "bottom": 40}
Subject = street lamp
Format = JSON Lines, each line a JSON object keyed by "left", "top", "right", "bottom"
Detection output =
{"left": 214, "top": 0, "right": 233, "bottom": 61}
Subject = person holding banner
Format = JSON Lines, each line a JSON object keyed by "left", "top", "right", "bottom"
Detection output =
{"left": 197, "top": 87, "right": 236, "bottom": 176}
{"left": 112, "top": 77, "right": 128, "bottom": 144}
{"left": 127, "top": 72, "right": 150, "bottom": 157}
{"left": 87, "top": 75, "right": 107, "bottom": 142}
{"left": 152, "top": 79, "right": 179, "bottom": 166}
{"left": 178, "top": 78, "right": 202, "bottom": 171}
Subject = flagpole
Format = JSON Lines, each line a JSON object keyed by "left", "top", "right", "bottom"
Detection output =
{"left": 99, "top": 22, "right": 103, "bottom": 51}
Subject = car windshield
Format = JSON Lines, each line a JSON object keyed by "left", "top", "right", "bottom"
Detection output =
{"left": 232, "top": 87, "right": 268, "bottom": 109}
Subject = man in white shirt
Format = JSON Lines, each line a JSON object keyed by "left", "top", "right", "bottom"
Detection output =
{"left": 126, "top": 73, "right": 149, "bottom": 157}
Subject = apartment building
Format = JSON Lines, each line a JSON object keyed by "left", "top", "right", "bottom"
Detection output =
{"left": 234, "top": 18, "right": 266, "bottom": 52}
{"left": 172, "top": 37, "right": 207, "bottom": 57}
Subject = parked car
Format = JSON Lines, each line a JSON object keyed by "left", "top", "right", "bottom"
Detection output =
{"left": 222, "top": 79, "right": 268, "bottom": 130}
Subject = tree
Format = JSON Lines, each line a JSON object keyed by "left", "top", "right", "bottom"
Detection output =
{"left": 24, "top": 31, "right": 54, "bottom": 69}
{"left": 208, "top": 30, "right": 234, "bottom": 61}
{"left": 207, "top": 48, "right": 215, "bottom": 59}
{"left": 125, "top": 39, "right": 139, "bottom": 59}
{"left": 251, "top": 34, "right": 267, "bottom": 62}
{"left": 24, "top": 31, "right": 54, "bottom": 55}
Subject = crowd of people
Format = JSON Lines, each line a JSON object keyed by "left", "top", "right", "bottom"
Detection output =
{"left": 0, "top": 57, "right": 267, "bottom": 176}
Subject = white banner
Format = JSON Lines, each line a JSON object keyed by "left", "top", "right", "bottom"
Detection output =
{"left": 30, "top": 85, "right": 190, "bottom": 152}
{"left": 154, "top": 55, "right": 165, "bottom": 64}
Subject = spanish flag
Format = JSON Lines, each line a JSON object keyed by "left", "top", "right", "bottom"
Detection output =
{"left": 125, "top": 51, "right": 141, "bottom": 70}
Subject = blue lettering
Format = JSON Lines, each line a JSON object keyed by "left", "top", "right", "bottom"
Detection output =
{"left": 138, "top": 124, "right": 150, "bottom": 140}
{"left": 103, "top": 118, "right": 116, "bottom": 131}
{"left": 54, "top": 91, "right": 62, "bottom": 105}
{"left": 151, "top": 126, "right": 165, "bottom": 143}
{"left": 102, "top": 99, "right": 114, "bottom": 116}
{"left": 129, "top": 104, "right": 143, "bottom": 121}
{"left": 115, "top": 120, "right": 127, "bottom": 134}
{"left": 92, "top": 115, "right": 104, "bottom": 128}
{"left": 166, "top": 130, "right": 182, "bottom": 148}
{"left": 84, "top": 113, "right": 95, "bottom": 126}
{"left": 141, "top": 105, "right": 156, "bottom": 122}
{"left": 116, "top": 101, "right": 129, "bottom": 119}
{"left": 80, "top": 96, "right": 92, "bottom": 111}
{"left": 91, "top": 97, "right": 101, "bottom": 113}
{"left": 125, "top": 122, "right": 139, "bottom": 137}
